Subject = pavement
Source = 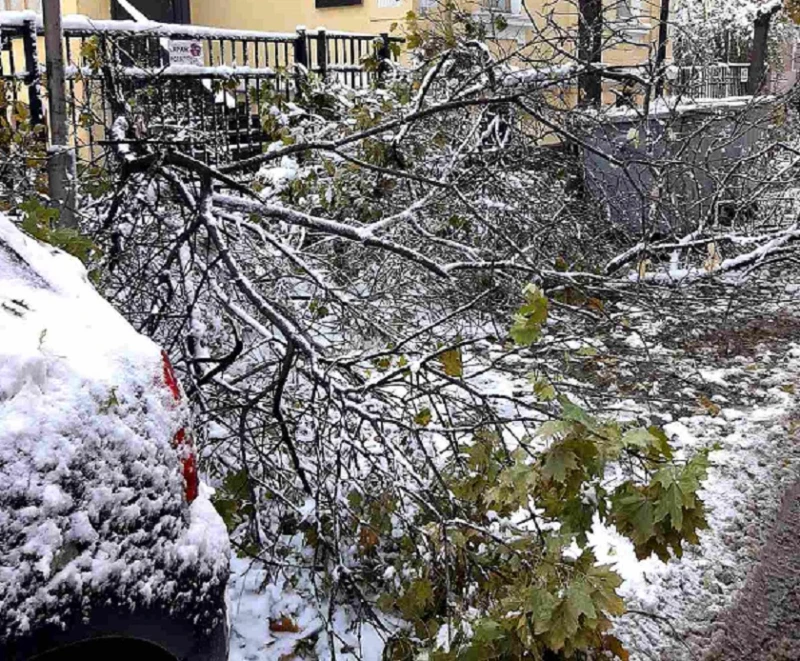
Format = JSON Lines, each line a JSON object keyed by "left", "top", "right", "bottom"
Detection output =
{"left": 705, "top": 478, "right": 800, "bottom": 661}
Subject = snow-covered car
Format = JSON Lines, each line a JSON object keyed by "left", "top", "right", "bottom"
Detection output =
{"left": 0, "top": 215, "right": 230, "bottom": 661}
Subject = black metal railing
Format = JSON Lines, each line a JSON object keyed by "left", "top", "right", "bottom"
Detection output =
{"left": 0, "top": 14, "right": 403, "bottom": 166}
{"left": 672, "top": 63, "right": 751, "bottom": 99}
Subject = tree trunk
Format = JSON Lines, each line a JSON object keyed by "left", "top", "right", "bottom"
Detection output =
{"left": 655, "top": 0, "right": 671, "bottom": 97}
{"left": 748, "top": 3, "right": 782, "bottom": 96}
{"left": 578, "top": 0, "right": 603, "bottom": 107}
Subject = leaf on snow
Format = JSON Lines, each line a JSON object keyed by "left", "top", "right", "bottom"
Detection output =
{"left": 414, "top": 408, "right": 433, "bottom": 427}
{"left": 439, "top": 348, "right": 463, "bottom": 377}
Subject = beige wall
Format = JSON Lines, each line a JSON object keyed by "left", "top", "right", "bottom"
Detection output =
{"left": 190, "top": 0, "right": 412, "bottom": 35}
{"left": 76, "top": 0, "right": 111, "bottom": 18}
{"left": 63, "top": 0, "right": 666, "bottom": 70}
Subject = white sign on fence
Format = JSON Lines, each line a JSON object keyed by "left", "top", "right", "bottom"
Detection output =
{"left": 168, "top": 40, "right": 205, "bottom": 67}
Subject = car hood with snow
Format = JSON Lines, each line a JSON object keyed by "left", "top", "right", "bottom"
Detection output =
{"left": 0, "top": 214, "right": 229, "bottom": 653}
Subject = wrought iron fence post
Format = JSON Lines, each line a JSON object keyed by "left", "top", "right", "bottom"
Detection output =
{"left": 317, "top": 29, "right": 327, "bottom": 80}
{"left": 294, "top": 27, "right": 308, "bottom": 98}
{"left": 377, "top": 32, "right": 391, "bottom": 81}
{"left": 21, "top": 19, "right": 44, "bottom": 126}
{"left": 294, "top": 27, "right": 308, "bottom": 70}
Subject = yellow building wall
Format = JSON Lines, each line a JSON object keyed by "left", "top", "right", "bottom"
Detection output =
{"left": 190, "top": 0, "right": 412, "bottom": 35}
{"left": 76, "top": 0, "right": 111, "bottom": 18}
{"left": 63, "top": 0, "right": 666, "bottom": 73}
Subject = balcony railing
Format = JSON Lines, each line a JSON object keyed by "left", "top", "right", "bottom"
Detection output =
{"left": 672, "top": 63, "right": 750, "bottom": 99}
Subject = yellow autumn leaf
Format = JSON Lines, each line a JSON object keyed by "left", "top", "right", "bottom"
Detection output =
{"left": 698, "top": 395, "right": 721, "bottom": 417}
{"left": 439, "top": 348, "right": 463, "bottom": 378}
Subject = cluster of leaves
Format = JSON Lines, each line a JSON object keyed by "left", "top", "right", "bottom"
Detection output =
{"left": 0, "top": 83, "right": 48, "bottom": 209}
{"left": 0, "top": 87, "right": 99, "bottom": 265}
{"left": 337, "top": 290, "right": 710, "bottom": 660}
{"left": 19, "top": 199, "right": 100, "bottom": 266}
{"left": 370, "top": 407, "right": 709, "bottom": 659}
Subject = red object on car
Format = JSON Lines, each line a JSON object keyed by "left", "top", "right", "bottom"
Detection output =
{"left": 162, "top": 351, "right": 199, "bottom": 503}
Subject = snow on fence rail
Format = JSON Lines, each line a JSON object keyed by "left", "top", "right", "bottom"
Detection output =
{"left": 0, "top": 12, "right": 403, "bottom": 165}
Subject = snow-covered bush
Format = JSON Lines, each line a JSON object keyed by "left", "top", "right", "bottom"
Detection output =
{"left": 675, "top": 0, "right": 796, "bottom": 64}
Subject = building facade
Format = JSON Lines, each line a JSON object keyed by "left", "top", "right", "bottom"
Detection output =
{"left": 0, "top": 0, "right": 666, "bottom": 68}
{"left": 1, "top": 0, "right": 672, "bottom": 108}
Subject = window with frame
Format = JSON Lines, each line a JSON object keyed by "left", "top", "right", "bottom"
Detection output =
{"left": 315, "top": 0, "right": 362, "bottom": 8}
{"left": 484, "top": 0, "right": 512, "bottom": 11}
{"left": 1, "top": 0, "right": 42, "bottom": 9}
{"left": 616, "top": 0, "right": 641, "bottom": 21}
{"left": 419, "top": 0, "right": 437, "bottom": 14}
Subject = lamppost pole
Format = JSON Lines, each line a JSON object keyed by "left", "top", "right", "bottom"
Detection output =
{"left": 42, "top": 0, "right": 76, "bottom": 228}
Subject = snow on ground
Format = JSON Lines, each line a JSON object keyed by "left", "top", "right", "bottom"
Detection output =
{"left": 227, "top": 555, "right": 391, "bottom": 661}
{"left": 224, "top": 322, "right": 800, "bottom": 660}
{"left": 0, "top": 216, "right": 229, "bottom": 640}
{"left": 608, "top": 345, "right": 800, "bottom": 659}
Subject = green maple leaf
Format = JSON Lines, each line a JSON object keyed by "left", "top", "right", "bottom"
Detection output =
{"left": 473, "top": 619, "right": 504, "bottom": 643}
{"left": 397, "top": 578, "right": 434, "bottom": 620}
{"left": 654, "top": 482, "right": 684, "bottom": 530}
{"left": 533, "top": 378, "right": 557, "bottom": 401}
{"left": 620, "top": 428, "right": 656, "bottom": 449}
{"left": 558, "top": 396, "right": 596, "bottom": 430}
{"left": 648, "top": 426, "right": 674, "bottom": 459}
{"left": 510, "top": 284, "right": 548, "bottom": 346}
{"left": 544, "top": 600, "right": 580, "bottom": 651}
{"left": 614, "top": 489, "right": 655, "bottom": 546}
{"left": 542, "top": 444, "right": 579, "bottom": 483}
{"left": 565, "top": 580, "right": 597, "bottom": 623}
{"left": 414, "top": 408, "right": 433, "bottom": 427}
{"left": 679, "top": 451, "right": 711, "bottom": 494}
{"left": 586, "top": 566, "right": 626, "bottom": 616}
{"left": 536, "top": 420, "right": 572, "bottom": 439}
{"left": 529, "top": 587, "right": 558, "bottom": 634}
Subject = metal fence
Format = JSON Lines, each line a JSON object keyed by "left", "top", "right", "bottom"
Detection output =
{"left": 673, "top": 63, "right": 751, "bottom": 99}
{"left": 0, "top": 14, "right": 403, "bottom": 166}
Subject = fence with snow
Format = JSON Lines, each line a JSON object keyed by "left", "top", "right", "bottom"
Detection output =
{"left": 0, "top": 12, "right": 402, "bottom": 165}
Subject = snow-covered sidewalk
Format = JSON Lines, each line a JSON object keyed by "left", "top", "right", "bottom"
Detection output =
{"left": 222, "top": 297, "right": 800, "bottom": 661}
{"left": 610, "top": 344, "right": 800, "bottom": 660}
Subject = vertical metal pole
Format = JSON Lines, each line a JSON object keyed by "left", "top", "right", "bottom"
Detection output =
{"left": 377, "top": 32, "right": 390, "bottom": 82}
{"left": 293, "top": 27, "right": 308, "bottom": 99}
{"left": 43, "top": 0, "right": 76, "bottom": 228}
{"left": 21, "top": 20, "right": 44, "bottom": 126}
{"left": 317, "top": 29, "right": 327, "bottom": 80}
{"left": 294, "top": 27, "right": 308, "bottom": 69}
{"left": 654, "top": 0, "right": 671, "bottom": 98}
